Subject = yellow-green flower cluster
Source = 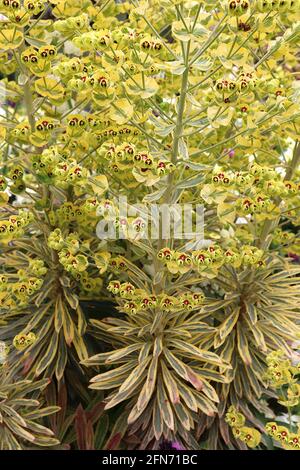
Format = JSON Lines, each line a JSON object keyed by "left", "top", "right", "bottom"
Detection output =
{"left": 13, "top": 332, "right": 36, "bottom": 351}
{"left": 265, "top": 351, "right": 300, "bottom": 406}
{"left": 107, "top": 280, "right": 205, "bottom": 315}
{"left": 225, "top": 406, "right": 261, "bottom": 448}
{"left": 0, "top": 273, "right": 43, "bottom": 310}
{"left": 266, "top": 422, "right": 300, "bottom": 450}
{"left": 0, "top": 211, "right": 33, "bottom": 242}
{"left": 158, "top": 244, "right": 265, "bottom": 276}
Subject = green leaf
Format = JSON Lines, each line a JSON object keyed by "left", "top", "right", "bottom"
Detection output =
{"left": 153, "top": 398, "right": 163, "bottom": 440}
{"left": 178, "top": 138, "right": 189, "bottom": 161}
{"left": 169, "top": 339, "right": 225, "bottom": 367}
{"left": 4, "top": 417, "right": 35, "bottom": 442}
{"left": 55, "top": 332, "right": 68, "bottom": 381}
{"left": 35, "top": 331, "right": 59, "bottom": 376}
{"left": 105, "top": 344, "right": 144, "bottom": 364}
{"left": 32, "top": 436, "right": 60, "bottom": 447}
{"left": 153, "top": 336, "right": 163, "bottom": 358}
{"left": 215, "top": 308, "right": 240, "bottom": 347}
{"left": 236, "top": 322, "right": 252, "bottom": 365}
{"left": 164, "top": 348, "right": 203, "bottom": 390}
{"left": 176, "top": 174, "right": 205, "bottom": 189}
{"left": 72, "top": 329, "right": 89, "bottom": 362}
{"left": 174, "top": 378, "right": 198, "bottom": 412}
{"left": 161, "top": 360, "right": 180, "bottom": 404}
{"left": 62, "top": 305, "right": 74, "bottom": 346}
{"left": 138, "top": 342, "right": 152, "bottom": 363}
{"left": 54, "top": 296, "right": 64, "bottom": 333}
{"left": 104, "top": 358, "right": 151, "bottom": 409}
{"left": 90, "top": 361, "right": 136, "bottom": 387}
{"left": 143, "top": 186, "right": 167, "bottom": 203}
{"left": 245, "top": 303, "right": 258, "bottom": 324}
{"left": 194, "top": 392, "right": 217, "bottom": 416}
{"left": 95, "top": 414, "right": 109, "bottom": 450}
{"left": 249, "top": 322, "right": 267, "bottom": 352}
{"left": 0, "top": 404, "right": 27, "bottom": 427}
{"left": 125, "top": 73, "right": 158, "bottom": 99}
{"left": 76, "top": 305, "right": 87, "bottom": 336}
{"left": 136, "top": 356, "right": 158, "bottom": 411}
{"left": 63, "top": 288, "right": 79, "bottom": 310}
{"left": 25, "top": 419, "right": 55, "bottom": 437}
{"left": 200, "top": 378, "right": 219, "bottom": 403}
{"left": 157, "top": 375, "right": 174, "bottom": 430}
{"left": 173, "top": 401, "right": 192, "bottom": 431}
{"left": 23, "top": 406, "right": 60, "bottom": 421}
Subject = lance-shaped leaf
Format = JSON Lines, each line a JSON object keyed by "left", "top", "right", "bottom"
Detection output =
{"left": 23, "top": 406, "right": 60, "bottom": 421}
{"left": 173, "top": 401, "right": 192, "bottom": 431}
{"left": 105, "top": 343, "right": 144, "bottom": 364}
{"left": 194, "top": 392, "right": 218, "bottom": 417}
{"left": 157, "top": 375, "right": 174, "bottom": 430}
{"left": 72, "top": 328, "right": 89, "bottom": 362}
{"left": 90, "top": 361, "right": 137, "bottom": 388}
{"left": 136, "top": 356, "right": 158, "bottom": 411}
{"left": 55, "top": 332, "right": 68, "bottom": 381}
{"left": 103, "top": 357, "right": 151, "bottom": 409}
{"left": 4, "top": 417, "right": 36, "bottom": 442}
{"left": 153, "top": 336, "right": 163, "bottom": 358}
{"left": 62, "top": 304, "right": 74, "bottom": 346}
{"left": 169, "top": 339, "right": 226, "bottom": 367}
{"left": 152, "top": 398, "right": 163, "bottom": 440}
{"left": 163, "top": 348, "right": 203, "bottom": 391}
{"left": 83, "top": 344, "right": 142, "bottom": 367}
{"left": 174, "top": 378, "right": 198, "bottom": 412}
{"left": 35, "top": 331, "right": 59, "bottom": 376}
{"left": 237, "top": 322, "right": 252, "bottom": 366}
{"left": 244, "top": 317, "right": 267, "bottom": 352}
{"left": 54, "top": 296, "right": 64, "bottom": 333}
{"left": 138, "top": 342, "right": 152, "bottom": 363}
{"left": 161, "top": 360, "right": 180, "bottom": 404}
{"left": 215, "top": 308, "right": 240, "bottom": 347}
{"left": 245, "top": 303, "right": 257, "bottom": 324}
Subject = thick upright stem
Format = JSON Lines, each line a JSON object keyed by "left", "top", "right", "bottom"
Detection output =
{"left": 23, "top": 78, "right": 35, "bottom": 132}
{"left": 154, "top": 42, "right": 190, "bottom": 291}
{"left": 171, "top": 43, "right": 190, "bottom": 165}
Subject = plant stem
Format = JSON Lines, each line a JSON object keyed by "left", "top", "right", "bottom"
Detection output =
{"left": 171, "top": 43, "right": 190, "bottom": 165}
{"left": 154, "top": 37, "right": 191, "bottom": 291}
{"left": 23, "top": 78, "right": 35, "bottom": 132}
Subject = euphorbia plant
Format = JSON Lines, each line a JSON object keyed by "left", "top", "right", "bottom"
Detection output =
{"left": 0, "top": 0, "right": 300, "bottom": 450}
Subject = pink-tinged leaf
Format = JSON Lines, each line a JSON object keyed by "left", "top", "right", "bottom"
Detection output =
{"left": 105, "top": 433, "right": 122, "bottom": 450}
{"left": 187, "top": 369, "right": 203, "bottom": 391}
{"left": 75, "top": 404, "right": 94, "bottom": 450}
{"left": 86, "top": 402, "right": 105, "bottom": 423}
{"left": 22, "top": 355, "right": 34, "bottom": 375}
